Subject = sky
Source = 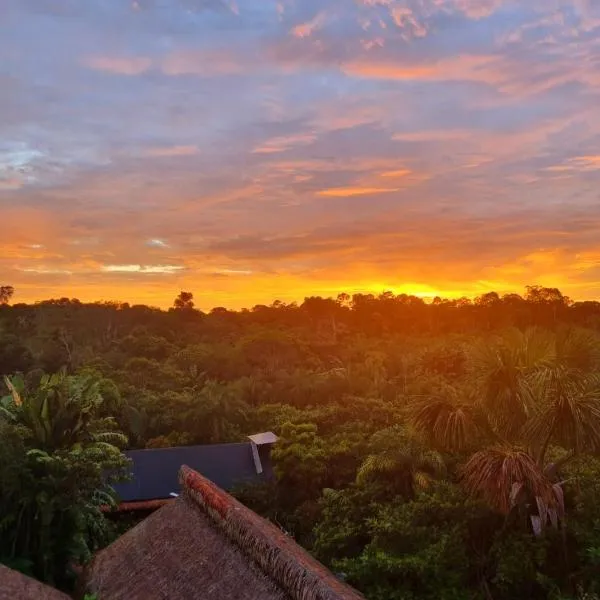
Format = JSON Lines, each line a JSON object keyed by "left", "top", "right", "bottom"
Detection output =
{"left": 1, "top": 0, "right": 600, "bottom": 310}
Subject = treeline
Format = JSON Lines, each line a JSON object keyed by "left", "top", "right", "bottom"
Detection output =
{"left": 2, "top": 285, "right": 600, "bottom": 373}
{"left": 1, "top": 285, "right": 600, "bottom": 599}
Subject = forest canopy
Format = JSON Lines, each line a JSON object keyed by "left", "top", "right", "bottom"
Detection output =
{"left": 1, "top": 285, "right": 600, "bottom": 599}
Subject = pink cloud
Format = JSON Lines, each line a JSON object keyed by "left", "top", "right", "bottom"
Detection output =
{"left": 161, "top": 50, "right": 244, "bottom": 76}
{"left": 392, "top": 130, "right": 471, "bottom": 142}
{"left": 144, "top": 145, "right": 199, "bottom": 157}
{"left": 452, "top": 0, "right": 504, "bottom": 19}
{"left": 82, "top": 55, "right": 152, "bottom": 75}
{"left": 390, "top": 7, "right": 428, "bottom": 38}
{"left": 252, "top": 133, "right": 316, "bottom": 154}
{"left": 380, "top": 169, "right": 411, "bottom": 177}
{"left": 547, "top": 155, "right": 600, "bottom": 172}
{"left": 0, "top": 178, "right": 24, "bottom": 190}
{"left": 290, "top": 12, "right": 327, "bottom": 38}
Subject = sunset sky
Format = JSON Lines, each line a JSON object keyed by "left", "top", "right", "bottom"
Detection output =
{"left": 2, "top": 0, "right": 600, "bottom": 309}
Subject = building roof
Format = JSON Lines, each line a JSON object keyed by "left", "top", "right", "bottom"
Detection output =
{"left": 114, "top": 435, "right": 275, "bottom": 502}
{"left": 85, "top": 465, "right": 364, "bottom": 600}
{"left": 248, "top": 431, "right": 278, "bottom": 445}
{"left": 0, "top": 564, "right": 71, "bottom": 600}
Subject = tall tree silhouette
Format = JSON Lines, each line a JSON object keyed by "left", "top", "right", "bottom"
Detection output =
{"left": 0, "top": 285, "right": 14, "bottom": 304}
{"left": 173, "top": 291, "right": 194, "bottom": 310}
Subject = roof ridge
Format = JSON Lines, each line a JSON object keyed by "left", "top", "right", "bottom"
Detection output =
{"left": 179, "top": 465, "right": 364, "bottom": 600}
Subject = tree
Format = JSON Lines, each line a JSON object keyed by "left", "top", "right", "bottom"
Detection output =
{"left": 461, "top": 447, "right": 560, "bottom": 517}
{"left": 0, "top": 371, "right": 129, "bottom": 587}
{"left": 173, "top": 291, "right": 194, "bottom": 310}
{"left": 0, "top": 285, "right": 14, "bottom": 304}
{"left": 410, "top": 328, "right": 600, "bottom": 532}
{"left": 356, "top": 426, "right": 446, "bottom": 499}
{"left": 410, "top": 386, "right": 492, "bottom": 452}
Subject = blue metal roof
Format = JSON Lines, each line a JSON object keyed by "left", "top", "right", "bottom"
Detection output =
{"left": 114, "top": 441, "right": 274, "bottom": 502}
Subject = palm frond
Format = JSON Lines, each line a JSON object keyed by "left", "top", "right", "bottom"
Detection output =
{"left": 3, "top": 375, "right": 23, "bottom": 407}
{"left": 356, "top": 453, "right": 397, "bottom": 484}
{"left": 91, "top": 431, "right": 129, "bottom": 447}
{"left": 525, "top": 372, "right": 600, "bottom": 457}
{"left": 469, "top": 329, "right": 555, "bottom": 438}
{"left": 413, "top": 470, "right": 433, "bottom": 490}
{"left": 554, "top": 327, "right": 600, "bottom": 372}
{"left": 519, "top": 327, "right": 556, "bottom": 370}
{"left": 409, "top": 393, "right": 489, "bottom": 452}
{"left": 0, "top": 405, "right": 17, "bottom": 423}
{"left": 460, "top": 446, "right": 555, "bottom": 515}
{"left": 357, "top": 426, "right": 446, "bottom": 489}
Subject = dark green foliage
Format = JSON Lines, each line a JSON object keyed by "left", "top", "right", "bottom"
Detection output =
{"left": 0, "top": 371, "right": 129, "bottom": 589}
{"left": 331, "top": 483, "right": 489, "bottom": 600}
{"left": 1, "top": 287, "right": 600, "bottom": 598}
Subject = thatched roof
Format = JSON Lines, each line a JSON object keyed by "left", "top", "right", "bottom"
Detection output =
{"left": 0, "top": 564, "right": 71, "bottom": 600}
{"left": 85, "top": 465, "right": 364, "bottom": 600}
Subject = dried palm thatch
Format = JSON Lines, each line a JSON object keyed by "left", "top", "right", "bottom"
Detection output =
{"left": 0, "top": 564, "right": 71, "bottom": 600}
{"left": 461, "top": 446, "right": 556, "bottom": 516}
{"left": 84, "top": 466, "right": 364, "bottom": 600}
{"left": 101, "top": 498, "right": 173, "bottom": 513}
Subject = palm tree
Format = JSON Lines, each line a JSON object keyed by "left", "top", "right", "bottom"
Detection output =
{"left": 410, "top": 386, "right": 494, "bottom": 452}
{"left": 0, "top": 371, "right": 129, "bottom": 584}
{"left": 469, "top": 328, "right": 554, "bottom": 438}
{"left": 1, "top": 370, "right": 127, "bottom": 451}
{"left": 461, "top": 447, "right": 556, "bottom": 512}
{"left": 356, "top": 426, "right": 446, "bottom": 497}
{"left": 409, "top": 327, "right": 600, "bottom": 530}
{"left": 525, "top": 369, "right": 600, "bottom": 467}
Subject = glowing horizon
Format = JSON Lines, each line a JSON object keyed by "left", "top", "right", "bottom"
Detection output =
{"left": 2, "top": 0, "right": 600, "bottom": 309}
{"left": 3, "top": 279, "right": 586, "bottom": 313}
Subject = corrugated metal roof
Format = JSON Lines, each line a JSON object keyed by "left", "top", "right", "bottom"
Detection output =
{"left": 114, "top": 441, "right": 274, "bottom": 502}
{"left": 248, "top": 431, "right": 278, "bottom": 445}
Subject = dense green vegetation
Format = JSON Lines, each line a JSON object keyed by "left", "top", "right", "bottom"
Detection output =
{"left": 0, "top": 370, "right": 128, "bottom": 588}
{"left": 1, "top": 285, "right": 600, "bottom": 598}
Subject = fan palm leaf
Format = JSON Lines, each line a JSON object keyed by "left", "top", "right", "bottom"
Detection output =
{"left": 356, "top": 427, "right": 446, "bottom": 493}
{"left": 461, "top": 446, "right": 555, "bottom": 515}
{"left": 469, "top": 328, "right": 554, "bottom": 438}
{"left": 554, "top": 327, "right": 600, "bottom": 372}
{"left": 409, "top": 390, "right": 493, "bottom": 452}
{"left": 524, "top": 371, "right": 600, "bottom": 459}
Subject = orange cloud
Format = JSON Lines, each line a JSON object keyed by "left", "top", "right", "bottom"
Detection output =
{"left": 342, "top": 54, "right": 494, "bottom": 82}
{"left": 574, "top": 156, "right": 600, "bottom": 168}
{"left": 6, "top": 206, "right": 600, "bottom": 310}
{"left": 101, "top": 264, "right": 185, "bottom": 274}
{"left": 82, "top": 55, "right": 152, "bottom": 75}
{"left": 317, "top": 186, "right": 400, "bottom": 197}
{"left": 252, "top": 134, "right": 316, "bottom": 154}
{"left": 380, "top": 169, "right": 411, "bottom": 177}
{"left": 547, "top": 155, "right": 600, "bottom": 172}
